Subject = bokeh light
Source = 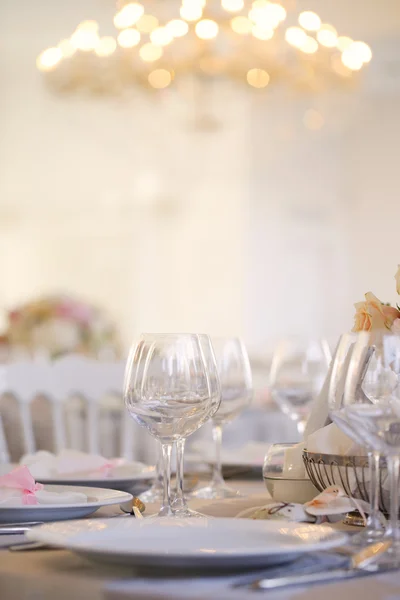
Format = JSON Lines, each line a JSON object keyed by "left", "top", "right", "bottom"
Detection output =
{"left": 247, "top": 68, "right": 270, "bottom": 88}
{"left": 231, "top": 16, "right": 252, "bottom": 34}
{"left": 136, "top": 14, "right": 159, "bottom": 33}
{"left": 285, "top": 27, "right": 307, "bottom": 48}
{"left": 117, "top": 29, "right": 141, "bottom": 48}
{"left": 166, "top": 19, "right": 189, "bottom": 38}
{"left": 139, "top": 43, "right": 163, "bottom": 62}
{"left": 95, "top": 37, "right": 117, "bottom": 57}
{"left": 114, "top": 3, "right": 144, "bottom": 29}
{"left": 298, "top": 11, "right": 321, "bottom": 32}
{"left": 195, "top": 19, "right": 219, "bottom": 40}
{"left": 148, "top": 69, "right": 172, "bottom": 89}
{"left": 317, "top": 25, "right": 338, "bottom": 48}
{"left": 221, "top": 0, "right": 244, "bottom": 12}
{"left": 36, "top": 48, "right": 62, "bottom": 71}
{"left": 150, "top": 27, "right": 173, "bottom": 46}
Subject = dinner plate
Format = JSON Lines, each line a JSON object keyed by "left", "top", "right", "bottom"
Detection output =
{"left": 27, "top": 517, "right": 346, "bottom": 570}
{"left": 0, "top": 464, "right": 155, "bottom": 493}
{"left": 36, "top": 465, "right": 155, "bottom": 492}
{"left": 0, "top": 486, "right": 132, "bottom": 523}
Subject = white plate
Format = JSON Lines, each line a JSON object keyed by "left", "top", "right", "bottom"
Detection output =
{"left": 36, "top": 465, "right": 155, "bottom": 492}
{"left": 0, "top": 486, "right": 132, "bottom": 523}
{"left": 0, "top": 464, "right": 155, "bottom": 493}
{"left": 27, "top": 517, "right": 346, "bottom": 570}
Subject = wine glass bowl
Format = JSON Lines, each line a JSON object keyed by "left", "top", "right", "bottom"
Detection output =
{"left": 270, "top": 337, "right": 331, "bottom": 435}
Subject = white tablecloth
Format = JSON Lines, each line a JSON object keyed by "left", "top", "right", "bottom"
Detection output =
{"left": 1, "top": 480, "right": 399, "bottom": 600}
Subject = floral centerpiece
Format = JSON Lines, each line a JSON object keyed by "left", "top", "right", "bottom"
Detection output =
{"left": 5, "top": 295, "right": 120, "bottom": 358}
{"left": 352, "top": 266, "right": 400, "bottom": 333}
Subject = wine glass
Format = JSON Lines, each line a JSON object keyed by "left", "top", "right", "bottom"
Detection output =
{"left": 270, "top": 337, "right": 331, "bottom": 436}
{"left": 328, "top": 333, "right": 383, "bottom": 545}
{"left": 124, "top": 333, "right": 216, "bottom": 518}
{"left": 192, "top": 337, "right": 253, "bottom": 500}
{"left": 344, "top": 331, "right": 400, "bottom": 566}
{"left": 172, "top": 334, "right": 221, "bottom": 517}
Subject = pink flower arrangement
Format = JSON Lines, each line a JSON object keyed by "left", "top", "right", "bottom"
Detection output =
{"left": 352, "top": 266, "right": 400, "bottom": 333}
{"left": 5, "top": 294, "right": 120, "bottom": 358}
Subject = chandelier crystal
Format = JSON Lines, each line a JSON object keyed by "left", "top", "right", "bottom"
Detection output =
{"left": 36, "top": 1, "right": 372, "bottom": 94}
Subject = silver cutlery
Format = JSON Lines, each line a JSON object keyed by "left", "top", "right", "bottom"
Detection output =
{"left": 235, "top": 540, "right": 392, "bottom": 591}
{"left": 120, "top": 497, "right": 146, "bottom": 517}
{"left": 0, "top": 522, "right": 44, "bottom": 535}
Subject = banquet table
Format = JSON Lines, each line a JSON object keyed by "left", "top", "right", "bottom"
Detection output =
{"left": 1, "top": 480, "right": 399, "bottom": 600}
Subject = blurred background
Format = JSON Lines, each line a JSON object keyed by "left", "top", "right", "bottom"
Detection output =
{"left": 1, "top": 0, "right": 400, "bottom": 458}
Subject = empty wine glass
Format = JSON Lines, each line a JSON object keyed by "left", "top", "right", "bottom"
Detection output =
{"left": 270, "top": 337, "right": 331, "bottom": 436}
{"left": 192, "top": 337, "right": 253, "bottom": 500}
{"left": 172, "top": 335, "right": 221, "bottom": 517}
{"left": 344, "top": 331, "right": 400, "bottom": 566}
{"left": 124, "top": 333, "right": 216, "bottom": 518}
{"left": 328, "top": 333, "right": 383, "bottom": 545}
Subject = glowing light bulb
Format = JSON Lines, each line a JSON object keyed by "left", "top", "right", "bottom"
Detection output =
{"left": 139, "top": 43, "right": 163, "bottom": 62}
{"left": 231, "top": 16, "right": 252, "bottom": 34}
{"left": 195, "top": 19, "right": 219, "bottom": 39}
{"left": 221, "top": 0, "right": 244, "bottom": 12}
{"left": 36, "top": 47, "right": 62, "bottom": 71}
{"left": 180, "top": 4, "right": 202, "bottom": 22}
{"left": 336, "top": 36, "right": 353, "bottom": 51}
{"left": 70, "top": 29, "right": 100, "bottom": 51}
{"left": 136, "top": 15, "right": 159, "bottom": 33}
{"left": 349, "top": 41, "right": 372, "bottom": 63}
{"left": 298, "top": 11, "right": 321, "bottom": 32}
{"left": 341, "top": 48, "right": 363, "bottom": 71}
{"left": 166, "top": 19, "right": 189, "bottom": 37}
{"left": 95, "top": 37, "right": 117, "bottom": 57}
{"left": 58, "top": 39, "right": 76, "bottom": 57}
{"left": 247, "top": 68, "right": 270, "bottom": 88}
{"left": 252, "top": 26, "right": 274, "bottom": 40}
{"left": 148, "top": 69, "right": 172, "bottom": 88}
{"left": 113, "top": 3, "right": 144, "bottom": 29}
{"left": 285, "top": 26, "right": 307, "bottom": 48}
{"left": 118, "top": 28, "right": 141, "bottom": 48}
{"left": 150, "top": 27, "right": 173, "bottom": 46}
{"left": 317, "top": 25, "right": 337, "bottom": 48}
{"left": 300, "top": 36, "right": 318, "bottom": 54}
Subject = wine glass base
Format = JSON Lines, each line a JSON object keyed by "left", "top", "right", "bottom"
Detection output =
{"left": 191, "top": 483, "right": 243, "bottom": 500}
{"left": 349, "top": 527, "right": 385, "bottom": 547}
{"left": 172, "top": 507, "right": 207, "bottom": 518}
{"left": 139, "top": 486, "right": 163, "bottom": 504}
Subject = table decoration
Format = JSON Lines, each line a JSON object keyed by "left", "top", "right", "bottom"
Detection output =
{"left": 5, "top": 294, "right": 120, "bottom": 358}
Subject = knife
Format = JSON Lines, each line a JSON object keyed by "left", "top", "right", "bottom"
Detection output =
{"left": 236, "top": 541, "right": 392, "bottom": 591}
{"left": 0, "top": 522, "right": 44, "bottom": 535}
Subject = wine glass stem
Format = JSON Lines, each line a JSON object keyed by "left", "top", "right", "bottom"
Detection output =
{"left": 211, "top": 423, "right": 224, "bottom": 487}
{"left": 155, "top": 441, "right": 164, "bottom": 489}
{"left": 386, "top": 454, "right": 400, "bottom": 544}
{"left": 159, "top": 442, "right": 173, "bottom": 516}
{"left": 366, "top": 451, "right": 381, "bottom": 531}
{"left": 174, "top": 438, "right": 187, "bottom": 508}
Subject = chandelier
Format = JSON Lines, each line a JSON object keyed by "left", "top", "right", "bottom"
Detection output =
{"left": 36, "top": 1, "right": 372, "bottom": 94}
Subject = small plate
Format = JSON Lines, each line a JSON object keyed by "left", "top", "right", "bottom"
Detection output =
{"left": 0, "top": 486, "right": 132, "bottom": 523}
{"left": 36, "top": 465, "right": 155, "bottom": 492}
{"left": 27, "top": 517, "right": 346, "bottom": 570}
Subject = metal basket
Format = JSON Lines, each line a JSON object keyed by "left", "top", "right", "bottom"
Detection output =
{"left": 303, "top": 451, "right": 391, "bottom": 515}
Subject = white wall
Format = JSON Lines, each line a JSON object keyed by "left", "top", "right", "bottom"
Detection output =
{"left": 1, "top": 0, "right": 400, "bottom": 354}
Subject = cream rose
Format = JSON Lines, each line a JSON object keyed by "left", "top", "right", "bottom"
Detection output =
{"left": 352, "top": 292, "right": 400, "bottom": 332}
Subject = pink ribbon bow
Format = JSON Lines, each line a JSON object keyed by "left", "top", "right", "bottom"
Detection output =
{"left": 0, "top": 465, "right": 44, "bottom": 505}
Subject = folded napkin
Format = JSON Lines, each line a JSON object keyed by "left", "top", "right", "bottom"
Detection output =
{"left": 307, "top": 422, "right": 366, "bottom": 456}
{"left": 0, "top": 466, "right": 87, "bottom": 506}
{"left": 20, "top": 449, "right": 135, "bottom": 479}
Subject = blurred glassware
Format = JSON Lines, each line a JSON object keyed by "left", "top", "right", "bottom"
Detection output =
{"left": 192, "top": 337, "right": 253, "bottom": 499}
{"left": 138, "top": 441, "right": 163, "bottom": 503}
{"left": 172, "top": 334, "right": 221, "bottom": 516}
{"left": 270, "top": 337, "right": 331, "bottom": 435}
{"left": 344, "top": 331, "right": 400, "bottom": 567}
{"left": 263, "top": 443, "right": 317, "bottom": 504}
{"left": 328, "top": 332, "right": 383, "bottom": 545}
{"left": 124, "top": 333, "right": 217, "bottom": 517}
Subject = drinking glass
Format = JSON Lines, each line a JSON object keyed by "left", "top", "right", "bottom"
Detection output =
{"left": 172, "top": 335, "right": 221, "bottom": 517}
{"left": 328, "top": 333, "right": 383, "bottom": 545}
{"left": 192, "top": 337, "right": 253, "bottom": 500}
{"left": 124, "top": 333, "right": 216, "bottom": 518}
{"left": 344, "top": 331, "right": 400, "bottom": 566}
{"left": 270, "top": 337, "right": 331, "bottom": 435}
